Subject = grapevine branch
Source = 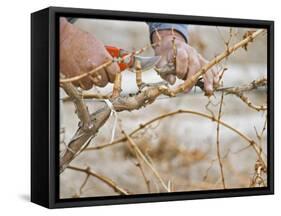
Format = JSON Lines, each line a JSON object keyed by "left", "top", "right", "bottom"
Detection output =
{"left": 79, "top": 172, "right": 90, "bottom": 195}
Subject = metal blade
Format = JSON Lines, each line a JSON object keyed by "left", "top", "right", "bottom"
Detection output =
{"left": 133, "top": 55, "right": 161, "bottom": 72}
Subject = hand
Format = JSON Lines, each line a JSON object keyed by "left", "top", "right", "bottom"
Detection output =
{"left": 152, "top": 30, "right": 219, "bottom": 95}
{"left": 60, "top": 18, "right": 120, "bottom": 90}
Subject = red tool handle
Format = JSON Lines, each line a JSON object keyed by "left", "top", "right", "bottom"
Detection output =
{"left": 105, "top": 45, "right": 133, "bottom": 71}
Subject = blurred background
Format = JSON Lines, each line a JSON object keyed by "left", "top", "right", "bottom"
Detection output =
{"left": 60, "top": 18, "right": 267, "bottom": 198}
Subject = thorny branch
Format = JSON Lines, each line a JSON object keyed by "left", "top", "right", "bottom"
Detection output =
{"left": 60, "top": 29, "right": 266, "bottom": 174}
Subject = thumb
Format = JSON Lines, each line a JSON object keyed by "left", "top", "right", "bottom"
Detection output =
{"left": 156, "top": 57, "right": 176, "bottom": 85}
{"left": 165, "top": 74, "right": 176, "bottom": 85}
{"left": 158, "top": 66, "right": 176, "bottom": 85}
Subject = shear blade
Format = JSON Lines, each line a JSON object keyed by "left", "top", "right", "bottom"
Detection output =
{"left": 134, "top": 55, "right": 161, "bottom": 72}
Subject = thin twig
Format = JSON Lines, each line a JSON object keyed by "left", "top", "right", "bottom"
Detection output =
{"left": 111, "top": 71, "right": 122, "bottom": 98}
{"left": 133, "top": 161, "right": 151, "bottom": 193}
{"left": 127, "top": 135, "right": 151, "bottom": 192}
{"left": 60, "top": 60, "right": 114, "bottom": 84}
{"left": 60, "top": 82, "right": 91, "bottom": 129}
{"left": 219, "top": 77, "right": 267, "bottom": 93}
{"left": 135, "top": 59, "right": 143, "bottom": 89}
{"left": 62, "top": 92, "right": 110, "bottom": 102}
{"left": 122, "top": 130, "right": 170, "bottom": 192}
{"left": 79, "top": 170, "right": 90, "bottom": 195}
{"left": 216, "top": 93, "right": 226, "bottom": 188}
{"left": 218, "top": 78, "right": 267, "bottom": 111}
{"left": 67, "top": 165, "right": 130, "bottom": 195}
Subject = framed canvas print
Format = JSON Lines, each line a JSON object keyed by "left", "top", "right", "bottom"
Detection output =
{"left": 31, "top": 6, "right": 274, "bottom": 208}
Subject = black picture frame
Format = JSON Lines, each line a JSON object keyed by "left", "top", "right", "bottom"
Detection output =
{"left": 31, "top": 6, "right": 274, "bottom": 209}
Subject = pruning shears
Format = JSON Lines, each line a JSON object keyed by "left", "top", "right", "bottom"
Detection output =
{"left": 105, "top": 45, "right": 205, "bottom": 90}
{"left": 105, "top": 45, "right": 161, "bottom": 72}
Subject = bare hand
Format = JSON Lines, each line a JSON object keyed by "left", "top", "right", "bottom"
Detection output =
{"left": 60, "top": 18, "right": 120, "bottom": 90}
{"left": 152, "top": 30, "right": 219, "bottom": 95}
